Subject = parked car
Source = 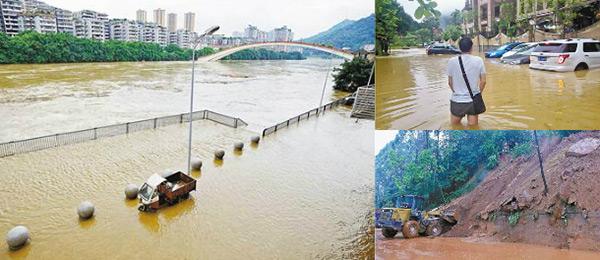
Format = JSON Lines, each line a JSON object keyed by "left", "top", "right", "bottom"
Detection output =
{"left": 529, "top": 38, "right": 600, "bottom": 72}
{"left": 501, "top": 47, "right": 536, "bottom": 65}
{"left": 501, "top": 43, "right": 538, "bottom": 59}
{"left": 485, "top": 42, "right": 523, "bottom": 58}
{"left": 427, "top": 44, "right": 461, "bottom": 55}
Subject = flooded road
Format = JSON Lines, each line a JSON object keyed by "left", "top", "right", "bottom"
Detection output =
{"left": 0, "top": 109, "right": 374, "bottom": 259}
{"left": 0, "top": 59, "right": 345, "bottom": 142}
{"left": 376, "top": 231, "right": 600, "bottom": 260}
{"left": 376, "top": 49, "right": 600, "bottom": 130}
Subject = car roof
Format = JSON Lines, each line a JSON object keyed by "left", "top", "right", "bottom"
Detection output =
{"left": 146, "top": 174, "right": 166, "bottom": 188}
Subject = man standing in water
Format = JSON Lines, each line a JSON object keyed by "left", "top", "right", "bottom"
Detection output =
{"left": 447, "top": 37, "right": 487, "bottom": 126}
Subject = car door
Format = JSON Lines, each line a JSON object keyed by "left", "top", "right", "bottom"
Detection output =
{"left": 583, "top": 42, "right": 600, "bottom": 68}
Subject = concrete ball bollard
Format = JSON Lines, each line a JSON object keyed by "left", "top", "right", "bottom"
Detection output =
{"left": 124, "top": 184, "right": 139, "bottom": 200}
{"left": 78, "top": 201, "right": 95, "bottom": 220}
{"left": 214, "top": 150, "right": 225, "bottom": 160}
{"left": 234, "top": 142, "right": 244, "bottom": 151}
{"left": 191, "top": 158, "right": 203, "bottom": 170}
{"left": 6, "top": 225, "right": 29, "bottom": 250}
{"left": 251, "top": 136, "right": 260, "bottom": 144}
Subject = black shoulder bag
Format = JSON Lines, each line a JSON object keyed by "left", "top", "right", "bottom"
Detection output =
{"left": 458, "top": 56, "right": 486, "bottom": 114}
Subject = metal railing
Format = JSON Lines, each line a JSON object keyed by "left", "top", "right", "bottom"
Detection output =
{"left": 261, "top": 97, "right": 347, "bottom": 136}
{"left": 0, "top": 110, "right": 247, "bottom": 158}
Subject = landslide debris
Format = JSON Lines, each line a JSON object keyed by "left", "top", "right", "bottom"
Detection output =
{"left": 441, "top": 132, "right": 600, "bottom": 251}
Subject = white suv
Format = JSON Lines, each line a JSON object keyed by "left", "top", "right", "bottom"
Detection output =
{"left": 529, "top": 38, "right": 600, "bottom": 72}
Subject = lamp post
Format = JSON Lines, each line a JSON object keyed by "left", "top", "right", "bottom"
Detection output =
{"left": 187, "top": 25, "right": 220, "bottom": 174}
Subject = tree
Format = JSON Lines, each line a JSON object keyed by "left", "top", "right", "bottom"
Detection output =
{"left": 410, "top": 0, "right": 442, "bottom": 19}
{"left": 449, "top": 9, "right": 463, "bottom": 26}
{"left": 376, "top": 0, "right": 400, "bottom": 55}
{"left": 332, "top": 56, "right": 374, "bottom": 92}
{"left": 443, "top": 25, "right": 463, "bottom": 42}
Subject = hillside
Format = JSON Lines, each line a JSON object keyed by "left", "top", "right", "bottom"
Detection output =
{"left": 302, "top": 14, "right": 374, "bottom": 51}
{"left": 441, "top": 132, "right": 600, "bottom": 251}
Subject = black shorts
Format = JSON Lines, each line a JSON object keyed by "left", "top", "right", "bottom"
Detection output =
{"left": 450, "top": 101, "right": 481, "bottom": 117}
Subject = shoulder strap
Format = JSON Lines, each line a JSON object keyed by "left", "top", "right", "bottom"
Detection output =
{"left": 458, "top": 56, "right": 475, "bottom": 99}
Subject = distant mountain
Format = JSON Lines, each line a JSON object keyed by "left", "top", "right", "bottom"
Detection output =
{"left": 302, "top": 14, "right": 374, "bottom": 51}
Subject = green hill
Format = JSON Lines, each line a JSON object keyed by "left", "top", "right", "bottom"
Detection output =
{"left": 302, "top": 14, "right": 374, "bottom": 51}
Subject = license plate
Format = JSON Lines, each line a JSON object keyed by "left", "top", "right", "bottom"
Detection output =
{"left": 538, "top": 56, "right": 547, "bottom": 61}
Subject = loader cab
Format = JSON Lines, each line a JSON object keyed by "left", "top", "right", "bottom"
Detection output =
{"left": 396, "top": 195, "right": 424, "bottom": 211}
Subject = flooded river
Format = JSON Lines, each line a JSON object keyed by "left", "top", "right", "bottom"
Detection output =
{"left": 376, "top": 231, "right": 600, "bottom": 260}
{"left": 376, "top": 49, "right": 600, "bottom": 130}
{"left": 0, "top": 58, "right": 345, "bottom": 142}
{"left": 0, "top": 109, "right": 374, "bottom": 259}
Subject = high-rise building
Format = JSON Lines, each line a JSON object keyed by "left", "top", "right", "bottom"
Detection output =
{"left": 54, "top": 8, "right": 74, "bottom": 34}
{"left": 0, "top": 0, "right": 24, "bottom": 36}
{"left": 152, "top": 8, "right": 165, "bottom": 27}
{"left": 109, "top": 18, "right": 141, "bottom": 42}
{"left": 184, "top": 12, "right": 194, "bottom": 32}
{"left": 142, "top": 22, "right": 167, "bottom": 46}
{"left": 19, "top": 0, "right": 57, "bottom": 33}
{"left": 270, "top": 26, "right": 293, "bottom": 42}
{"left": 73, "top": 10, "right": 108, "bottom": 40}
{"left": 136, "top": 9, "right": 146, "bottom": 23}
{"left": 167, "top": 12, "right": 176, "bottom": 32}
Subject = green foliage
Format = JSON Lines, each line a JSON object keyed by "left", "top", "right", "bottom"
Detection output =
{"left": 508, "top": 211, "right": 521, "bottom": 226}
{"left": 332, "top": 56, "right": 373, "bottom": 92}
{"left": 0, "top": 31, "right": 214, "bottom": 64}
{"left": 376, "top": 0, "right": 401, "bottom": 55}
{"left": 486, "top": 154, "right": 499, "bottom": 170}
{"left": 442, "top": 25, "right": 462, "bottom": 42}
{"left": 412, "top": 0, "right": 442, "bottom": 19}
{"left": 375, "top": 131, "right": 573, "bottom": 209}
{"left": 303, "top": 14, "right": 374, "bottom": 51}
{"left": 510, "top": 143, "right": 532, "bottom": 158}
{"left": 222, "top": 48, "right": 305, "bottom": 60}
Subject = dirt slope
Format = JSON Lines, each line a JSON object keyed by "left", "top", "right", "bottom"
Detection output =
{"left": 441, "top": 132, "right": 600, "bottom": 251}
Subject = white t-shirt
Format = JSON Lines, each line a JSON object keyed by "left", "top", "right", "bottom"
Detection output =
{"left": 447, "top": 54, "right": 486, "bottom": 103}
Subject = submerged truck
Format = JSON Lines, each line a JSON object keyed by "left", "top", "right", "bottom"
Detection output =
{"left": 138, "top": 171, "right": 196, "bottom": 212}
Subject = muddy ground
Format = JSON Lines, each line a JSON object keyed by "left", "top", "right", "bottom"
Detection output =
{"left": 441, "top": 131, "right": 600, "bottom": 251}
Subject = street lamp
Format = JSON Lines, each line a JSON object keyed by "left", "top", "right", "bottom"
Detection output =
{"left": 187, "top": 25, "right": 220, "bottom": 174}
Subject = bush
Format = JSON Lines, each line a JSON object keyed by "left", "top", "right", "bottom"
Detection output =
{"left": 486, "top": 154, "right": 499, "bottom": 170}
{"left": 508, "top": 211, "right": 520, "bottom": 226}
{"left": 510, "top": 143, "right": 532, "bottom": 158}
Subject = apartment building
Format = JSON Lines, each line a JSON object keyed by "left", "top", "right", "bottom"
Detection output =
{"left": 142, "top": 22, "right": 167, "bottom": 46}
{"left": 136, "top": 9, "right": 146, "bottom": 23}
{"left": 73, "top": 9, "right": 108, "bottom": 40}
{"left": 184, "top": 12, "right": 194, "bottom": 32}
{"left": 0, "top": 0, "right": 23, "bottom": 36}
{"left": 109, "top": 19, "right": 142, "bottom": 42}
{"left": 152, "top": 8, "right": 165, "bottom": 27}
{"left": 167, "top": 13, "right": 176, "bottom": 32}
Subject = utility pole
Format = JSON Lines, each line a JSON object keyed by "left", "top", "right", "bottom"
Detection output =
{"left": 533, "top": 130, "right": 548, "bottom": 196}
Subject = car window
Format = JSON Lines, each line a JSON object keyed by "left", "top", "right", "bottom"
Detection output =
{"left": 583, "top": 42, "right": 600, "bottom": 52}
{"left": 533, "top": 43, "right": 577, "bottom": 53}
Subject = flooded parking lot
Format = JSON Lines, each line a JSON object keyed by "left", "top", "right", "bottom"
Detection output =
{"left": 376, "top": 49, "right": 600, "bottom": 130}
{"left": 0, "top": 109, "right": 374, "bottom": 259}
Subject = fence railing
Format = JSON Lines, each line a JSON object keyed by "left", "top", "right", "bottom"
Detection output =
{"left": 262, "top": 97, "right": 347, "bottom": 136}
{"left": 0, "top": 110, "right": 247, "bottom": 158}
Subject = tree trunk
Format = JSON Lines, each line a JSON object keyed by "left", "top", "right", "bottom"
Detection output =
{"left": 533, "top": 130, "right": 549, "bottom": 195}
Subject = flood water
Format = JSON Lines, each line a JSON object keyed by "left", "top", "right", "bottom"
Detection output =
{"left": 376, "top": 49, "right": 600, "bottom": 130}
{"left": 376, "top": 232, "right": 600, "bottom": 260}
{"left": 0, "top": 58, "right": 345, "bottom": 142}
{"left": 0, "top": 109, "right": 374, "bottom": 259}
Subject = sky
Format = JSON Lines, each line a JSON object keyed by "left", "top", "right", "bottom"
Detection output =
{"left": 45, "top": 0, "right": 373, "bottom": 39}
{"left": 374, "top": 130, "right": 398, "bottom": 156}
{"left": 400, "top": 0, "right": 465, "bottom": 20}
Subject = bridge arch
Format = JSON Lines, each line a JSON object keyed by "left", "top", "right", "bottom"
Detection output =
{"left": 198, "top": 41, "right": 354, "bottom": 62}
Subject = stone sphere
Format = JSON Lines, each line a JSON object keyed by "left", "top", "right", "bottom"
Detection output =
{"left": 234, "top": 142, "right": 244, "bottom": 151}
{"left": 124, "top": 184, "right": 139, "bottom": 200}
{"left": 78, "top": 201, "right": 95, "bottom": 219}
{"left": 6, "top": 225, "right": 29, "bottom": 250}
{"left": 251, "top": 136, "right": 260, "bottom": 144}
{"left": 214, "top": 150, "right": 225, "bottom": 160}
{"left": 191, "top": 158, "right": 203, "bottom": 170}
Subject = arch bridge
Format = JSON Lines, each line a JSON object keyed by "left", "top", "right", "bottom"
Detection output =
{"left": 199, "top": 41, "right": 355, "bottom": 61}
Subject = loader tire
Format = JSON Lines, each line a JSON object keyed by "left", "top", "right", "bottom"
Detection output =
{"left": 426, "top": 221, "right": 443, "bottom": 237}
{"left": 402, "top": 220, "right": 419, "bottom": 238}
{"left": 381, "top": 227, "right": 398, "bottom": 238}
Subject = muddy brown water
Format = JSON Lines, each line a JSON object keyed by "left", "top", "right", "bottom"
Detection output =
{"left": 0, "top": 59, "right": 346, "bottom": 142}
{"left": 376, "top": 231, "right": 600, "bottom": 260}
{"left": 376, "top": 49, "right": 600, "bottom": 130}
{"left": 0, "top": 109, "right": 374, "bottom": 259}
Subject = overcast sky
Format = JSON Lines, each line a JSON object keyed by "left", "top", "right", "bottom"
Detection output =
{"left": 400, "top": 0, "right": 464, "bottom": 20}
{"left": 374, "top": 131, "right": 398, "bottom": 156}
{"left": 45, "top": 0, "right": 373, "bottom": 38}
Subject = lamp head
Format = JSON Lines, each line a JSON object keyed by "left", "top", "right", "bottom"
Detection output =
{"left": 201, "top": 26, "right": 220, "bottom": 37}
